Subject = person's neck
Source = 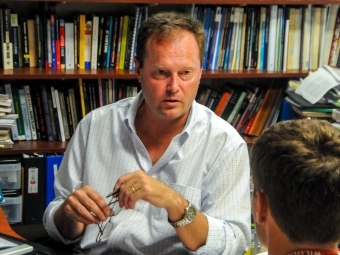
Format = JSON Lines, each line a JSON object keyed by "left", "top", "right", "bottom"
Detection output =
{"left": 267, "top": 241, "right": 339, "bottom": 255}
{"left": 135, "top": 102, "right": 188, "bottom": 139}
{"left": 285, "top": 249, "right": 339, "bottom": 255}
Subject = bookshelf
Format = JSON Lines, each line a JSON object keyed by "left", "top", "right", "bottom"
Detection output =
{"left": 0, "top": 0, "right": 337, "bottom": 155}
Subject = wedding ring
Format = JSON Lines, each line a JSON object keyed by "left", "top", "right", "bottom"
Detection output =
{"left": 131, "top": 186, "right": 136, "bottom": 193}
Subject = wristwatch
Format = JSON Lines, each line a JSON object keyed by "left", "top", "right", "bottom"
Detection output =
{"left": 168, "top": 201, "right": 197, "bottom": 227}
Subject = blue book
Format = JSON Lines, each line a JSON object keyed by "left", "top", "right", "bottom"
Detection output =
{"left": 207, "top": 6, "right": 222, "bottom": 70}
{"left": 50, "top": 14, "right": 57, "bottom": 69}
{"left": 105, "top": 16, "right": 113, "bottom": 69}
{"left": 45, "top": 154, "right": 64, "bottom": 208}
{"left": 213, "top": 7, "right": 227, "bottom": 69}
{"left": 279, "top": 97, "right": 296, "bottom": 121}
{"left": 203, "top": 8, "right": 214, "bottom": 70}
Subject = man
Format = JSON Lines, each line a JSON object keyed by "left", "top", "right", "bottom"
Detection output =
{"left": 44, "top": 12, "right": 251, "bottom": 254}
{"left": 251, "top": 119, "right": 340, "bottom": 255}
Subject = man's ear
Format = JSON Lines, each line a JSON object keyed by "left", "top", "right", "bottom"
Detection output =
{"left": 134, "top": 56, "right": 141, "bottom": 82}
{"left": 253, "top": 191, "right": 269, "bottom": 224}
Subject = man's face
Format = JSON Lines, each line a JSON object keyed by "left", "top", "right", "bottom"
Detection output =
{"left": 135, "top": 30, "right": 202, "bottom": 121}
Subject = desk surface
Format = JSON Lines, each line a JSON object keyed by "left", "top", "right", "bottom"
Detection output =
{"left": 0, "top": 206, "right": 24, "bottom": 239}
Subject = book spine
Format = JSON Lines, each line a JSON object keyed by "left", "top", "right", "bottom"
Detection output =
{"left": 53, "top": 89, "right": 65, "bottom": 142}
{"left": 18, "top": 88, "right": 32, "bottom": 140}
{"left": 40, "top": 85, "right": 54, "bottom": 141}
{"left": 50, "top": 87, "right": 61, "bottom": 141}
{"left": 55, "top": 16, "right": 61, "bottom": 69}
{"left": 58, "top": 91, "right": 69, "bottom": 140}
{"left": 34, "top": 88, "right": 47, "bottom": 141}
{"left": 118, "top": 15, "right": 129, "bottom": 69}
{"left": 65, "top": 22, "right": 74, "bottom": 69}
{"left": 68, "top": 87, "right": 79, "bottom": 129}
{"left": 59, "top": 19, "right": 66, "bottom": 69}
{"left": 91, "top": 15, "right": 99, "bottom": 69}
{"left": 84, "top": 19, "right": 92, "bottom": 69}
{"left": 73, "top": 16, "right": 78, "bottom": 69}
{"left": 4, "top": 84, "right": 19, "bottom": 140}
{"left": 11, "top": 86, "right": 26, "bottom": 140}
{"left": 78, "top": 14, "right": 86, "bottom": 69}
{"left": 50, "top": 14, "right": 56, "bottom": 69}
{"left": 11, "top": 13, "right": 19, "bottom": 68}
{"left": 35, "top": 14, "right": 44, "bottom": 68}
{"left": 46, "top": 18, "right": 52, "bottom": 69}
{"left": 97, "top": 15, "right": 105, "bottom": 68}
{"left": 23, "top": 85, "right": 38, "bottom": 140}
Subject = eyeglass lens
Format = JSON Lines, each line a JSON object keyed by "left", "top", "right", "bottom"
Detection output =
{"left": 96, "top": 197, "right": 121, "bottom": 242}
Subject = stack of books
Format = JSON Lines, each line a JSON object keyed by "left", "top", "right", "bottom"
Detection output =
{"left": 0, "top": 93, "right": 18, "bottom": 148}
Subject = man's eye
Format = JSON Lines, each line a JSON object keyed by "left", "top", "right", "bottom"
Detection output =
{"left": 156, "top": 70, "right": 167, "bottom": 76}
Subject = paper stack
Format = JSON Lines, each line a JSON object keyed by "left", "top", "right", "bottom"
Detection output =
{"left": 0, "top": 94, "right": 18, "bottom": 149}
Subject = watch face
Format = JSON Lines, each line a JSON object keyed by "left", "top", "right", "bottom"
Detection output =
{"left": 186, "top": 204, "right": 197, "bottom": 221}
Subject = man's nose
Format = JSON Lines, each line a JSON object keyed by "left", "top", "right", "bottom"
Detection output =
{"left": 166, "top": 74, "right": 180, "bottom": 93}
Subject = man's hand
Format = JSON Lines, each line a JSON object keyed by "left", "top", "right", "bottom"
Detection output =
{"left": 113, "top": 170, "right": 187, "bottom": 221}
{"left": 54, "top": 185, "right": 112, "bottom": 239}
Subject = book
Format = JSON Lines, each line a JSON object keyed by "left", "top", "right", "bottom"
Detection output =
{"left": 214, "top": 86, "right": 234, "bottom": 117}
{"left": 78, "top": 14, "right": 86, "bottom": 69}
{"left": 267, "top": 5, "right": 278, "bottom": 71}
{"left": 102, "top": 15, "right": 113, "bottom": 68}
{"left": 96, "top": 15, "right": 105, "bottom": 69}
{"left": 129, "top": 7, "right": 140, "bottom": 70}
{"left": 55, "top": 16, "right": 61, "bottom": 69}
{"left": 310, "top": 7, "right": 322, "bottom": 70}
{"left": 32, "top": 87, "right": 47, "bottom": 141}
{"left": 118, "top": 15, "right": 129, "bottom": 69}
{"left": 35, "top": 14, "right": 45, "bottom": 69}
{"left": 59, "top": 18, "right": 65, "bottom": 69}
{"left": 18, "top": 88, "right": 32, "bottom": 140}
{"left": 226, "top": 89, "right": 247, "bottom": 124}
{"left": 53, "top": 88, "right": 65, "bottom": 142}
{"left": 40, "top": 84, "right": 54, "bottom": 141}
{"left": 27, "top": 19, "right": 36, "bottom": 67}
{"left": 23, "top": 85, "right": 38, "bottom": 140}
{"left": 84, "top": 19, "right": 92, "bottom": 69}
{"left": 11, "top": 86, "right": 26, "bottom": 140}
{"left": 68, "top": 87, "right": 79, "bottom": 130}
{"left": 4, "top": 84, "right": 19, "bottom": 141}
{"left": 247, "top": 83, "right": 280, "bottom": 136}
{"left": 11, "top": 13, "right": 19, "bottom": 68}
{"left": 221, "top": 87, "right": 242, "bottom": 121}
{"left": 91, "top": 15, "right": 99, "bottom": 69}
{"left": 65, "top": 22, "right": 74, "bottom": 69}
{"left": 58, "top": 90, "right": 70, "bottom": 140}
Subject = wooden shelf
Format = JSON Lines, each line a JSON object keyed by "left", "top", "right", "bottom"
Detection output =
{"left": 0, "top": 68, "right": 309, "bottom": 79}
{"left": 0, "top": 141, "right": 69, "bottom": 155}
{"left": 24, "top": 0, "right": 340, "bottom": 4}
{"left": 0, "top": 135, "right": 257, "bottom": 154}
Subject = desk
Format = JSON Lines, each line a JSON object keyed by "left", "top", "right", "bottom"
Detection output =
{"left": 0, "top": 206, "right": 24, "bottom": 239}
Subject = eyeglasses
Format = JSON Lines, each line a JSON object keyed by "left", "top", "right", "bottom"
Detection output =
{"left": 96, "top": 190, "right": 121, "bottom": 243}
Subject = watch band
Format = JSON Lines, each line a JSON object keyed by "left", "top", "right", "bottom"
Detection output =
{"left": 168, "top": 201, "right": 197, "bottom": 228}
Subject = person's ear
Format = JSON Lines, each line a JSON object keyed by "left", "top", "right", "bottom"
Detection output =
{"left": 253, "top": 191, "right": 269, "bottom": 224}
{"left": 134, "top": 57, "right": 141, "bottom": 83}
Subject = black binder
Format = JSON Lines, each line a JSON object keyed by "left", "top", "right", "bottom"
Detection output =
{"left": 21, "top": 154, "right": 45, "bottom": 224}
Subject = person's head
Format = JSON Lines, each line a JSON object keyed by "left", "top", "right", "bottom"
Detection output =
{"left": 251, "top": 119, "right": 340, "bottom": 248}
{"left": 134, "top": 12, "right": 206, "bottom": 123}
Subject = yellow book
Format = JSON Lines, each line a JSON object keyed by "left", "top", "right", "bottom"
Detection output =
{"left": 79, "top": 14, "right": 86, "bottom": 69}
{"left": 119, "top": 15, "right": 130, "bottom": 69}
{"left": 78, "top": 79, "right": 86, "bottom": 118}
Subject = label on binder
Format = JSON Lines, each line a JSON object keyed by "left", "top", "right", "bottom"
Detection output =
{"left": 28, "top": 167, "right": 38, "bottom": 194}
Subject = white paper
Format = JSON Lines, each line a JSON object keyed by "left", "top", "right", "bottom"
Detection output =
{"left": 295, "top": 65, "right": 340, "bottom": 104}
{"left": 0, "top": 237, "right": 17, "bottom": 248}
